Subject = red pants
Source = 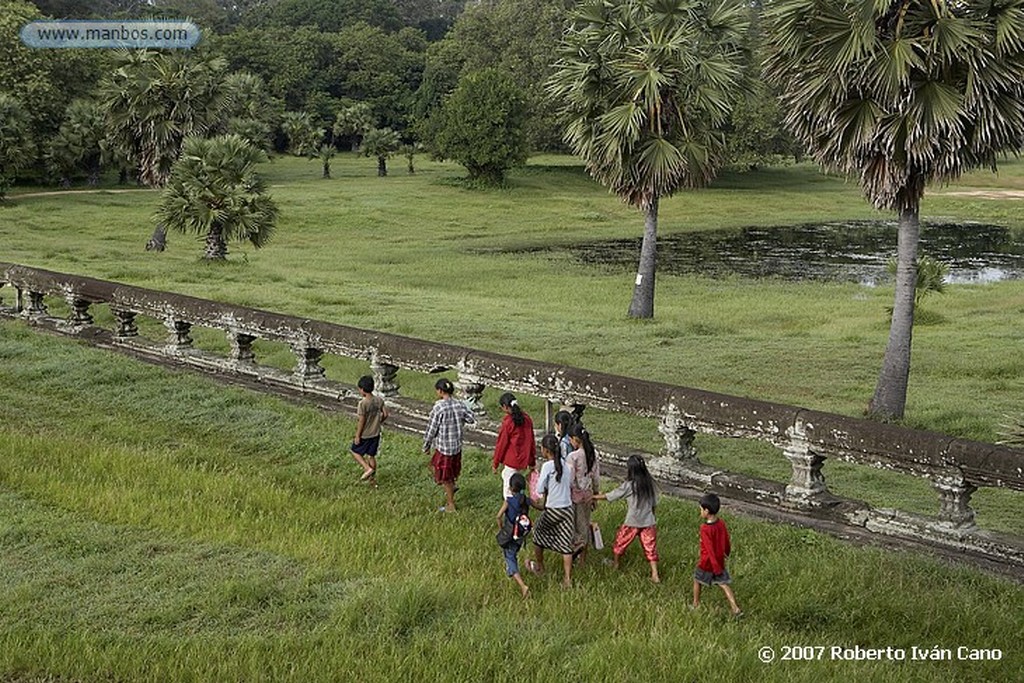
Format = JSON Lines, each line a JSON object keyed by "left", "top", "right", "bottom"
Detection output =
{"left": 612, "top": 525, "right": 658, "bottom": 562}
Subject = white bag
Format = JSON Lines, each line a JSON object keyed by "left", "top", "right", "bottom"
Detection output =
{"left": 591, "top": 522, "right": 604, "bottom": 550}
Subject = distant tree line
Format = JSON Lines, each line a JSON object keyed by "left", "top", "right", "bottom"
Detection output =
{"left": 2, "top": 0, "right": 804, "bottom": 198}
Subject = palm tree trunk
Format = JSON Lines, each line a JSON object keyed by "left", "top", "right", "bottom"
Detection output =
{"left": 145, "top": 223, "right": 167, "bottom": 252}
{"left": 377, "top": 157, "right": 387, "bottom": 177}
{"left": 628, "top": 197, "right": 658, "bottom": 318}
{"left": 203, "top": 225, "right": 228, "bottom": 260}
{"left": 869, "top": 207, "right": 920, "bottom": 420}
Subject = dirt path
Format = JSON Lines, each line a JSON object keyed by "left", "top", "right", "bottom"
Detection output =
{"left": 931, "top": 189, "right": 1024, "bottom": 200}
{"left": 10, "top": 188, "right": 157, "bottom": 199}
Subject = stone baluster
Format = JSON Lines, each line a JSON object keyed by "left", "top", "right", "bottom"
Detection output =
{"left": 292, "top": 342, "right": 325, "bottom": 381}
{"left": 658, "top": 403, "right": 697, "bottom": 461}
{"left": 111, "top": 308, "right": 138, "bottom": 338}
{"left": 23, "top": 290, "right": 47, "bottom": 319}
{"left": 165, "top": 318, "right": 193, "bottom": 352}
{"left": 782, "top": 418, "right": 827, "bottom": 507}
{"left": 455, "top": 363, "right": 486, "bottom": 416}
{"left": 370, "top": 355, "right": 400, "bottom": 399}
{"left": 933, "top": 473, "right": 978, "bottom": 531}
{"left": 66, "top": 296, "right": 94, "bottom": 327}
{"left": 228, "top": 331, "right": 257, "bottom": 364}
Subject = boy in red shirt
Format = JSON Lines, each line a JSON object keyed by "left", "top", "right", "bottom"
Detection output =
{"left": 692, "top": 493, "right": 742, "bottom": 616}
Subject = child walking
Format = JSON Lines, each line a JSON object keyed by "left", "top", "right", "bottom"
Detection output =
{"left": 496, "top": 472, "right": 533, "bottom": 598}
{"left": 594, "top": 455, "right": 660, "bottom": 583}
{"left": 527, "top": 434, "right": 576, "bottom": 588}
{"left": 692, "top": 492, "right": 742, "bottom": 616}
{"left": 553, "top": 410, "right": 575, "bottom": 461}
{"left": 422, "top": 378, "right": 476, "bottom": 512}
{"left": 567, "top": 424, "right": 600, "bottom": 562}
{"left": 492, "top": 393, "right": 536, "bottom": 499}
{"left": 351, "top": 375, "right": 388, "bottom": 484}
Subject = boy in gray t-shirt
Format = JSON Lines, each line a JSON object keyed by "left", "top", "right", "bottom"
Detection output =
{"left": 351, "top": 375, "right": 388, "bottom": 484}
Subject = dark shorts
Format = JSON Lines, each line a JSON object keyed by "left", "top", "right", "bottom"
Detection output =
{"left": 694, "top": 568, "right": 731, "bottom": 586}
{"left": 351, "top": 435, "right": 380, "bottom": 456}
{"left": 431, "top": 450, "right": 462, "bottom": 484}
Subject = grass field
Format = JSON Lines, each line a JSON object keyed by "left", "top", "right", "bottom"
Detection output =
{"left": 0, "top": 323, "right": 1021, "bottom": 682}
{"left": 2, "top": 153, "right": 1023, "bottom": 681}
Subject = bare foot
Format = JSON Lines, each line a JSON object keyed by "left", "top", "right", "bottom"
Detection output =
{"left": 360, "top": 468, "right": 375, "bottom": 481}
{"left": 561, "top": 579, "right": 572, "bottom": 589}
{"left": 520, "top": 585, "right": 530, "bottom": 599}
{"left": 650, "top": 575, "right": 661, "bottom": 584}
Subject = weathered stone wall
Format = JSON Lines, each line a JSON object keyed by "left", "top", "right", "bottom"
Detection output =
{"left": 3, "top": 262, "right": 1022, "bottom": 572}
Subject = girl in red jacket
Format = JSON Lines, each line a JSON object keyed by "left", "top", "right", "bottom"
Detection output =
{"left": 492, "top": 392, "right": 536, "bottom": 499}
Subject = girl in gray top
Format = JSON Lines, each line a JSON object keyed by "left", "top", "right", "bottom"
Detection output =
{"left": 594, "top": 455, "right": 660, "bottom": 583}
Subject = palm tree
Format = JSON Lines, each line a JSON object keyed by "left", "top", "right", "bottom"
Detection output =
{"left": 333, "top": 103, "right": 375, "bottom": 152}
{"left": 318, "top": 143, "right": 336, "bottom": 179}
{"left": 155, "top": 135, "right": 279, "bottom": 261}
{"left": 765, "top": 0, "right": 1024, "bottom": 420}
{"left": 100, "top": 50, "right": 231, "bottom": 250}
{"left": 100, "top": 50, "right": 230, "bottom": 188}
{"left": 281, "top": 111, "right": 323, "bottom": 157}
{"left": 549, "top": 0, "right": 750, "bottom": 318}
{"left": 361, "top": 127, "right": 402, "bottom": 176}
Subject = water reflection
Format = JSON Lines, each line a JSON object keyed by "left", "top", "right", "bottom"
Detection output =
{"left": 567, "top": 221, "right": 1024, "bottom": 284}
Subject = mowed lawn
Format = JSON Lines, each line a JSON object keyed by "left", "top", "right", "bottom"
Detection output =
{"left": 1, "top": 153, "right": 1023, "bottom": 680}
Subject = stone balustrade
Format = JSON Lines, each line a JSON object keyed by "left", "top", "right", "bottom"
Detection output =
{"left": 2, "top": 262, "right": 1022, "bottom": 568}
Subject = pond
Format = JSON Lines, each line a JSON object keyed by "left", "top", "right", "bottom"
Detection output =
{"left": 558, "top": 221, "right": 1024, "bottom": 285}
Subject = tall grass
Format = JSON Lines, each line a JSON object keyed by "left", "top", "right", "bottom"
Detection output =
{"left": 0, "top": 323, "right": 1022, "bottom": 682}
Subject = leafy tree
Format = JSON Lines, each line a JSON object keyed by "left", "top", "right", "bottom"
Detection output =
{"left": 431, "top": 68, "right": 528, "bottom": 185}
{"left": 0, "top": 94, "right": 34, "bottom": 201}
{"left": 210, "top": 26, "right": 338, "bottom": 111}
{"left": 212, "top": 23, "right": 425, "bottom": 130}
{"left": 1, "top": 0, "right": 105, "bottom": 143}
{"left": 725, "top": 79, "right": 802, "bottom": 170}
{"left": 417, "top": 0, "right": 573, "bottom": 150}
{"left": 333, "top": 102, "right": 375, "bottom": 152}
{"left": 361, "top": 127, "right": 402, "bottom": 176}
{"left": 155, "top": 134, "right": 278, "bottom": 261}
{"left": 280, "top": 111, "right": 324, "bottom": 156}
{"left": 549, "top": 0, "right": 749, "bottom": 318}
{"left": 765, "top": 0, "right": 1024, "bottom": 420}
{"left": 327, "top": 24, "right": 427, "bottom": 130}
{"left": 44, "top": 99, "right": 106, "bottom": 186}
{"left": 239, "top": 0, "right": 401, "bottom": 32}
{"left": 393, "top": 0, "right": 467, "bottom": 39}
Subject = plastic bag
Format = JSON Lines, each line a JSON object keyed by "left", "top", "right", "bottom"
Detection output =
{"left": 591, "top": 522, "right": 604, "bottom": 550}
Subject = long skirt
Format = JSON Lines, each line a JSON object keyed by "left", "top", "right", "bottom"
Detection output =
{"left": 532, "top": 506, "right": 575, "bottom": 555}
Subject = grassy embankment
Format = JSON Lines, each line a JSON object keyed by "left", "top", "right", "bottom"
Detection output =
{"left": 1, "top": 154, "right": 1022, "bottom": 679}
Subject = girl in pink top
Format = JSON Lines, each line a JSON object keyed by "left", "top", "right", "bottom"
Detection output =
{"left": 567, "top": 424, "right": 600, "bottom": 562}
